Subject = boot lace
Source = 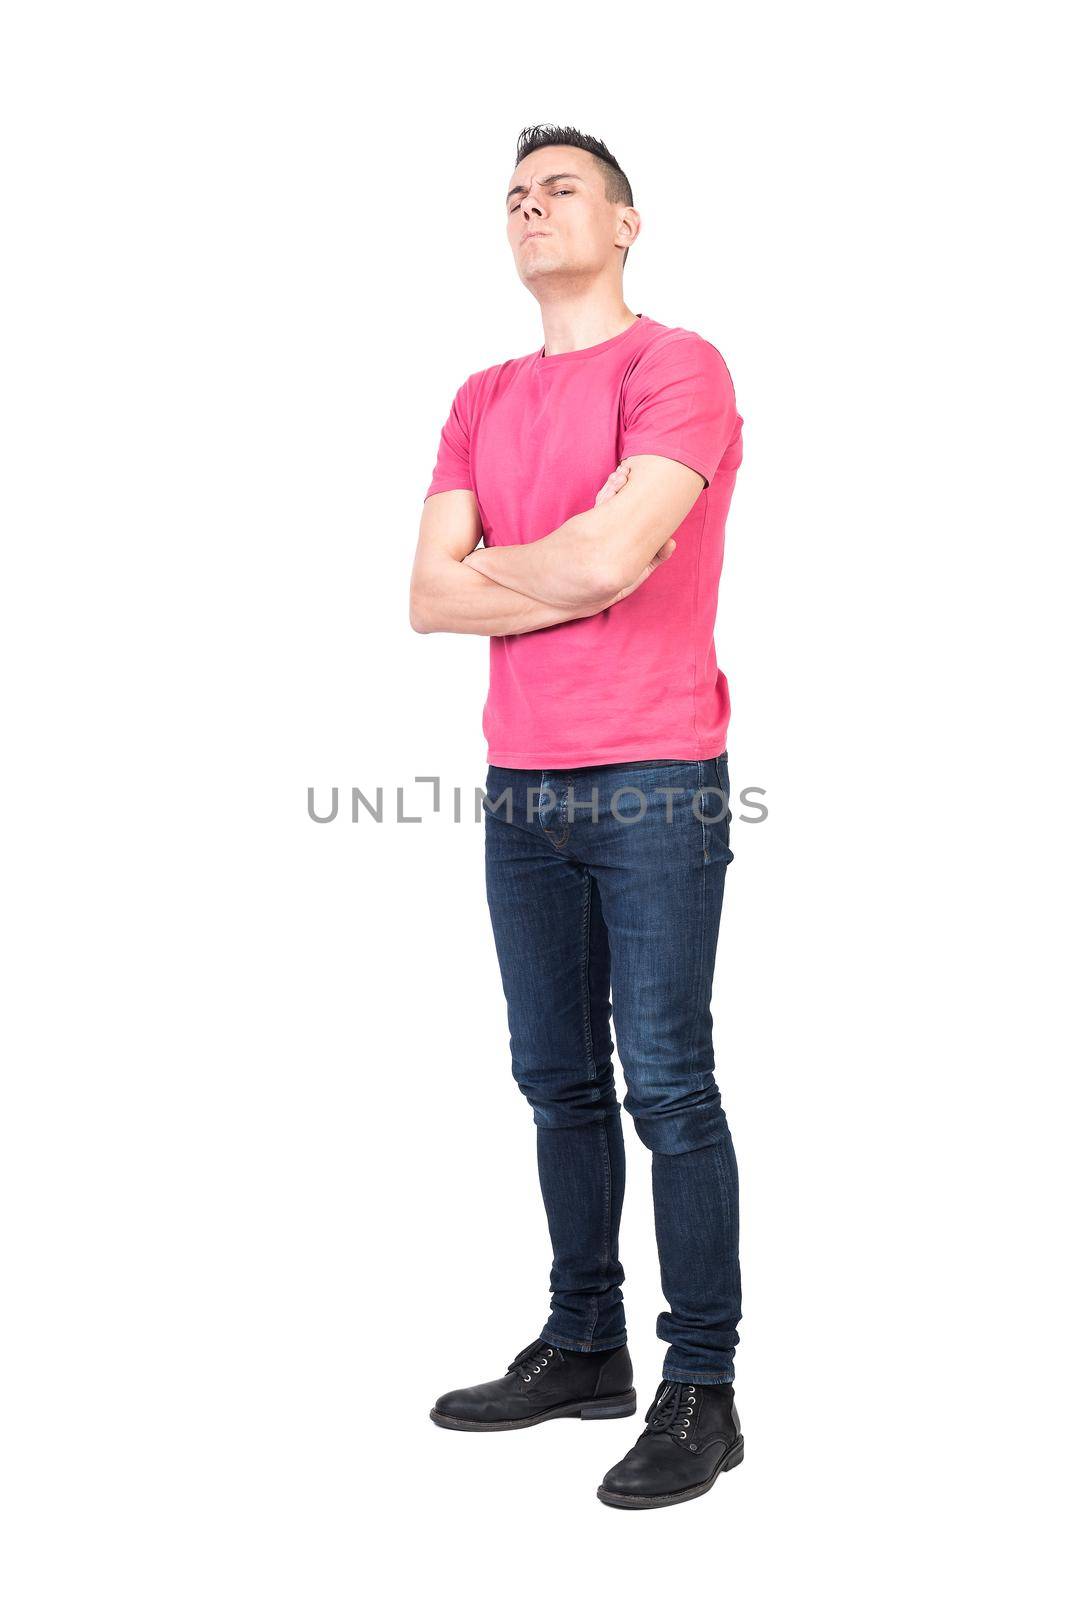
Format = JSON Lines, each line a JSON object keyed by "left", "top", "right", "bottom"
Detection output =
{"left": 643, "top": 1380, "right": 696, "bottom": 1442}
{"left": 507, "top": 1339, "right": 558, "bottom": 1382}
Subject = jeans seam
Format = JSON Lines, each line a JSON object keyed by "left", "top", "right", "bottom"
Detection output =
{"left": 717, "top": 752, "right": 733, "bottom": 846}
{"left": 594, "top": 1121, "right": 612, "bottom": 1345}
{"left": 545, "top": 1334, "right": 629, "bottom": 1355}
{"left": 662, "top": 1368, "right": 735, "bottom": 1384}
{"left": 663, "top": 793, "right": 712, "bottom": 1376}
{"left": 580, "top": 866, "right": 609, "bottom": 1347}
{"left": 556, "top": 773, "right": 575, "bottom": 849}
{"left": 717, "top": 1127, "right": 742, "bottom": 1317}
{"left": 699, "top": 755, "right": 711, "bottom": 864}
{"left": 579, "top": 868, "right": 595, "bottom": 1071}
{"left": 686, "top": 793, "right": 709, "bottom": 1087}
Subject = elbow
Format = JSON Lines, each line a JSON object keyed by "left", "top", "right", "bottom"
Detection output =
{"left": 563, "top": 541, "right": 625, "bottom": 608}
{"left": 582, "top": 557, "right": 627, "bottom": 607}
{"left": 409, "top": 587, "right": 436, "bottom": 634}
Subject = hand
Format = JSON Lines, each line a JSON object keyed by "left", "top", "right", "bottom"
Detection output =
{"left": 608, "top": 538, "right": 676, "bottom": 604}
{"left": 594, "top": 461, "right": 632, "bottom": 506}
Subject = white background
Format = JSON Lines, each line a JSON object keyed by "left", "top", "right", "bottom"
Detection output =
{"left": 2, "top": 2, "right": 1065, "bottom": 1595}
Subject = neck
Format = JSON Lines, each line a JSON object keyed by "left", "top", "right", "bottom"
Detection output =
{"left": 535, "top": 284, "right": 637, "bottom": 357}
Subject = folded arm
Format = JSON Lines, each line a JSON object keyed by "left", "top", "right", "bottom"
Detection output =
{"left": 462, "top": 454, "right": 706, "bottom": 610}
{"left": 410, "top": 462, "right": 672, "bottom": 637}
{"left": 409, "top": 488, "right": 606, "bottom": 637}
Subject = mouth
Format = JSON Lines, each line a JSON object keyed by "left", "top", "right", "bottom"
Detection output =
{"left": 521, "top": 232, "right": 550, "bottom": 244}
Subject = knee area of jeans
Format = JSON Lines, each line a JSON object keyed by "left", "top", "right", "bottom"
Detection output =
{"left": 524, "top": 1099, "right": 622, "bottom": 1131}
{"left": 511, "top": 1067, "right": 619, "bottom": 1118}
{"left": 626, "top": 1103, "right": 728, "bottom": 1156}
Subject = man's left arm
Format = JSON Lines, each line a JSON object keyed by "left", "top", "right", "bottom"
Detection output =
{"left": 463, "top": 334, "right": 739, "bottom": 610}
{"left": 462, "top": 455, "right": 703, "bottom": 608}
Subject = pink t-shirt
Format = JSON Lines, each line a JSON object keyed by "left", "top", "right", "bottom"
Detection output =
{"left": 424, "top": 312, "right": 743, "bottom": 768}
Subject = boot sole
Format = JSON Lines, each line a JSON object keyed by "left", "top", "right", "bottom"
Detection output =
{"left": 596, "top": 1435, "right": 745, "bottom": 1508}
{"left": 429, "top": 1389, "right": 638, "bottom": 1431}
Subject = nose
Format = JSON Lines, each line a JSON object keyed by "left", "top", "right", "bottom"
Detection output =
{"left": 521, "top": 194, "right": 545, "bottom": 222}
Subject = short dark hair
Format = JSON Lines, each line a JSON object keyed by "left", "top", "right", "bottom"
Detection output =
{"left": 513, "top": 124, "right": 634, "bottom": 270}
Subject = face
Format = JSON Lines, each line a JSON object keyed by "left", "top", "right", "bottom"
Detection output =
{"left": 505, "top": 145, "right": 636, "bottom": 285}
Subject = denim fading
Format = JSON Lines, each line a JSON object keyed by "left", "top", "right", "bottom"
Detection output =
{"left": 482, "top": 755, "right": 741, "bottom": 1385}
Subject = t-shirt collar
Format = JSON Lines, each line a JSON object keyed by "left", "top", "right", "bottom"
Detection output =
{"left": 537, "top": 313, "right": 646, "bottom": 367}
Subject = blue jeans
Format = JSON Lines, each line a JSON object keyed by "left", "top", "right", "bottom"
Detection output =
{"left": 483, "top": 755, "right": 741, "bottom": 1384}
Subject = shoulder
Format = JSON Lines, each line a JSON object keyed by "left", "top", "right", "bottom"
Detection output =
{"left": 440, "top": 363, "right": 496, "bottom": 425}
{"left": 630, "top": 321, "right": 736, "bottom": 392}
{"left": 451, "top": 347, "right": 539, "bottom": 413}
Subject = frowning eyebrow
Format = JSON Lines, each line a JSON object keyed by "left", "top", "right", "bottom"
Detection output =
{"left": 506, "top": 172, "right": 585, "bottom": 206}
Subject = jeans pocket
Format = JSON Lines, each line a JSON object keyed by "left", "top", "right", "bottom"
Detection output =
{"left": 483, "top": 765, "right": 522, "bottom": 823}
{"left": 714, "top": 752, "right": 732, "bottom": 846}
{"left": 696, "top": 755, "right": 733, "bottom": 865}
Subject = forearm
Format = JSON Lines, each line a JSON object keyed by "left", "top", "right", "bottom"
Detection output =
{"left": 463, "top": 510, "right": 619, "bottom": 610}
{"left": 410, "top": 552, "right": 601, "bottom": 637}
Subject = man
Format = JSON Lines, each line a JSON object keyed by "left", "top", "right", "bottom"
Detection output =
{"left": 409, "top": 123, "right": 744, "bottom": 1511}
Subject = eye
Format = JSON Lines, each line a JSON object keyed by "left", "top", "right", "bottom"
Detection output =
{"left": 509, "top": 190, "right": 572, "bottom": 214}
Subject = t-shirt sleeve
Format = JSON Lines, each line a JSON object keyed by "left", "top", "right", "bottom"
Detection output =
{"left": 424, "top": 377, "right": 475, "bottom": 500}
{"left": 619, "top": 334, "right": 740, "bottom": 488}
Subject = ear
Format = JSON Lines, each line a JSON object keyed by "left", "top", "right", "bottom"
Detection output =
{"left": 616, "top": 206, "right": 641, "bottom": 249}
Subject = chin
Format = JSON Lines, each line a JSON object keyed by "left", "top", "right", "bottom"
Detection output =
{"left": 521, "top": 257, "right": 564, "bottom": 280}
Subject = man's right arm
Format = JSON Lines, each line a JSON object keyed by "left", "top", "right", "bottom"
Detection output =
{"left": 409, "top": 489, "right": 605, "bottom": 637}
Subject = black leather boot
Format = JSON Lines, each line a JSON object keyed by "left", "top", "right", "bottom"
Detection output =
{"left": 597, "top": 1379, "right": 744, "bottom": 1508}
{"left": 430, "top": 1337, "right": 637, "bottom": 1431}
